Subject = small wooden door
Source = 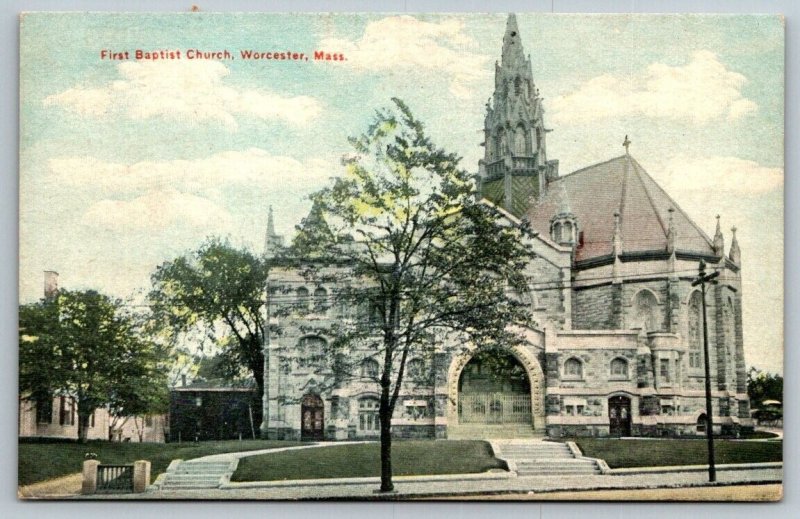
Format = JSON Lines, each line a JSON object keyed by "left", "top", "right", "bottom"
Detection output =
{"left": 301, "top": 393, "right": 324, "bottom": 441}
{"left": 608, "top": 396, "right": 632, "bottom": 437}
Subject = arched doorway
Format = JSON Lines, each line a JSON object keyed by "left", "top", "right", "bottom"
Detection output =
{"left": 457, "top": 349, "right": 532, "bottom": 426}
{"left": 608, "top": 396, "right": 632, "bottom": 437}
{"left": 301, "top": 393, "right": 324, "bottom": 441}
{"left": 696, "top": 413, "right": 708, "bottom": 435}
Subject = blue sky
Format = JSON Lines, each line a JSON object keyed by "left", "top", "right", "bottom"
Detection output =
{"left": 19, "top": 13, "right": 783, "bottom": 373}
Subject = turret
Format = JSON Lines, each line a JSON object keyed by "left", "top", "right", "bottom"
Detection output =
{"left": 713, "top": 215, "right": 725, "bottom": 257}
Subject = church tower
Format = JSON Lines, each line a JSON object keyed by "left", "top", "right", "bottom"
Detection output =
{"left": 478, "top": 14, "right": 559, "bottom": 217}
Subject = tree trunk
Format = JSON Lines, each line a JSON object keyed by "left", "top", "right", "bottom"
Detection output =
{"left": 77, "top": 410, "right": 90, "bottom": 443}
{"left": 379, "top": 383, "right": 393, "bottom": 492}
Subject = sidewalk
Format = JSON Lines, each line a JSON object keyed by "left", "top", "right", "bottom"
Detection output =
{"left": 91, "top": 464, "right": 782, "bottom": 500}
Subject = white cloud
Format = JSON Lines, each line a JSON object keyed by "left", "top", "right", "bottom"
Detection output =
{"left": 318, "top": 15, "right": 490, "bottom": 99}
{"left": 550, "top": 50, "right": 757, "bottom": 124}
{"left": 660, "top": 155, "right": 783, "bottom": 195}
{"left": 43, "top": 60, "right": 321, "bottom": 130}
{"left": 81, "top": 189, "right": 233, "bottom": 232}
{"left": 48, "top": 148, "right": 335, "bottom": 196}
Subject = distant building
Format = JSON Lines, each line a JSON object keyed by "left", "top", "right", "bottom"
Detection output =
{"left": 169, "top": 382, "right": 261, "bottom": 442}
{"left": 18, "top": 271, "right": 165, "bottom": 443}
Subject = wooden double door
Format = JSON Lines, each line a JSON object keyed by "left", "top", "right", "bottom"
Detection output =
{"left": 301, "top": 393, "right": 324, "bottom": 441}
{"left": 608, "top": 396, "right": 632, "bottom": 437}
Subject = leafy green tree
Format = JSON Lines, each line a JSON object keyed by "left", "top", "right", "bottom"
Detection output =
{"left": 747, "top": 368, "right": 783, "bottom": 423}
{"left": 149, "top": 238, "right": 269, "bottom": 402}
{"left": 289, "top": 99, "right": 537, "bottom": 492}
{"left": 19, "top": 290, "right": 168, "bottom": 442}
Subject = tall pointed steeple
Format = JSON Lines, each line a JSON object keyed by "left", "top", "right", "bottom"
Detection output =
{"left": 478, "top": 13, "right": 559, "bottom": 218}
{"left": 263, "top": 205, "right": 285, "bottom": 259}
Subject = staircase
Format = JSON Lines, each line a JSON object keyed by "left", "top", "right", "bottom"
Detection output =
{"left": 155, "top": 459, "right": 238, "bottom": 490}
{"left": 492, "top": 440, "right": 602, "bottom": 476}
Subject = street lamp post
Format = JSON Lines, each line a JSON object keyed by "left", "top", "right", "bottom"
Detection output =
{"left": 692, "top": 259, "right": 720, "bottom": 482}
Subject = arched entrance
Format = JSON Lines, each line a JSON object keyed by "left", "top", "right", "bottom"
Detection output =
{"left": 447, "top": 341, "right": 545, "bottom": 437}
{"left": 300, "top": 393, "right": 324, "bottom": 441}
{"left": 458, "top": 349, "right": 531, "bottom": 425}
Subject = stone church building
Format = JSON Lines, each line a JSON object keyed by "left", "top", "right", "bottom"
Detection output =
{"left": 263, "top": 15, "right": 751, "bottom": 440}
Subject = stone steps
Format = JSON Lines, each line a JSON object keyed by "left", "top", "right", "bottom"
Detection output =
{"left": 448, "top": 425, "right": 543, "bottom": 439}
{"left": 492, "top": 440, "right": 603, "bottom": 476}
{"left": 157, "top": 459, "right": 238, "bottom": 490}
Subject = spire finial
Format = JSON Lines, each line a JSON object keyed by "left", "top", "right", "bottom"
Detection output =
{"left": 730, "top": 225, "right": 741, "bottom": 264}
{"left": 623, "top": 135, "right": 631, "bottom": 155}
{"left": 713, "top": 215, "right": 724, "bottom": 256}
{"left": 267, "top": 205, "right": 275, "bottom": 236}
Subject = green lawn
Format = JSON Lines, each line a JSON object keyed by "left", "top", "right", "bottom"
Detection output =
{"left": 19, "top": 439, "right": 303, "bottom": 486}
{"left": 231, "top": 440, "right": 506, "bottom": 482}
{"left": 570, "top": 438, "right": 782, "bottom": 469}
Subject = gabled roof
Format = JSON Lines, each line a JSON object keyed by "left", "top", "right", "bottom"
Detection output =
{"left": 526, "top": 154, "right": 716, "bottom": 263}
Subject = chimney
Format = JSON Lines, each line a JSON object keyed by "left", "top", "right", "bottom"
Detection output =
{"left": 44, "top": 271, "right": 59, "bottom": 299}
{"left": 181, "top": 374, "right": 187, "bottom": 387}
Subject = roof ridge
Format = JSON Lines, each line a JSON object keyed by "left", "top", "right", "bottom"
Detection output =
{"left": 557, "top": 154, "right": 629, "bottom": 180}
{"left": 628, "top": 157, "right": 715, "bottom": 248}
{"left": 628, "top": 156, "right": 669, "bottom": 238}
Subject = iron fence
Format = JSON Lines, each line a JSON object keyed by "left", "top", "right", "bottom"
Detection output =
{"left": 459, "top": 393, "right": 532, "bottom": 424}
{"left": 96, "top": 464, "right": 134, "bottom": 493}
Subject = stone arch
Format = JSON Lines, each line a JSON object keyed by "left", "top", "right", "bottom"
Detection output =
{"left": 447, "top": 342, "right": 545, "bottom": 430}
{"left": 631, "top": 288, "right": 661, "bottom": 332}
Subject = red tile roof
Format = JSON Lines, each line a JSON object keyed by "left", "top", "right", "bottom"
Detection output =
{"left": 526, "top": 155, "right": 716, "bottom": 263}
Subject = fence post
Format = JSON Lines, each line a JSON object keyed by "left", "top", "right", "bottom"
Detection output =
{"left": 132, "top": 460, "right": 151, "bottom": 493}
{"left": 81, "top": 460, "right": 100, "bottom": 495}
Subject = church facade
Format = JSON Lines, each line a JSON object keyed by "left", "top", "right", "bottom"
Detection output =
{"left": 262, "top": 15, "right": 752, "bottom": 441}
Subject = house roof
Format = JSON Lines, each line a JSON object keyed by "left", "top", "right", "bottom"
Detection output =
{"left": 526, "top": 154, "right": 716, "bottom": 263}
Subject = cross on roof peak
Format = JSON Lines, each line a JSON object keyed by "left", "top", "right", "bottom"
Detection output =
{"left": 623, "top": 135, "right": 631, "bottom": 154}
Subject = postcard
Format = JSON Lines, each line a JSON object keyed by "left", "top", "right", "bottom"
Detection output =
{"left": 18, "top": 12, "right": 783, "bottom": 501}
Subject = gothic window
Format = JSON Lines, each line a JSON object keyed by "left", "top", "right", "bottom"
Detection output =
{"left": 633, "top": 290, "right": 659, "bottom": 332}
{"left": 534, "top": 127, "right": 542, "bottom": 152}
{"left": 688, "top": 291, "right": 703, "bottom": 370}
{"left": 361, "top": 358, "right": 380, "bottom": 379}
{"left": 725, "top": 297, "right": 736, "bottom": 356}
{"left": 296, "top": 287, "right": 310, "bottom": 310}
{"left": 514, "top": 75, "right": 522, "bottom": 95}
{"left": 493, "top": 134, "right": 502, "bottom": 160}
{"left": 358, "top": 398, "right": 380, "bottom": 432}
{"left": 563, "top": 357, "right": 583, "bottom": 380}
{"left": 297, "top": 336, "right": 327, "bottom": 370}
{"left": 314, "top": 287, "right": 328, "bottom": 314}
{"left": 659, "top": 358, "right": 671, "bottom": 383}
{"left": 279, "top": 356, "right": 291, "bottom": 375}
{"left": 610, "top": 358, "right": 629, "bottom": 379}
{"left": 563, "top": 221, "right": 573, "bottom": 243}
{"left": 514, "top": 126, "right": 527, "bottom": 155}
{"left": 498, "top": 130, "right": 509, "bottom": 156}
{"left": 552, "top": 222, "right": 562, "bottom": 243}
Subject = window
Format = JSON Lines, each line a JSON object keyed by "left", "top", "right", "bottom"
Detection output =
{"left": 36, "top": 397, "right": 52, "bottom": 424}
{"left": 59, "top": 396, "right": 75, "bottom": 426}
{"left": 659, "top": 358, "right": 671, "bottom": 383}
{"left": 610, "top": 358, "right": 629, "bottom": 379}
{"left": 89, "top": 410, "right": 95, "bottom": 428}
{"left": 634, "top": 290, "right": 660, "bottom": 332}
{"left": 358, "top": 398, "right": 380, "bottom": 432}
{"left": 361, "top": 358, "right": 380, "bottom": 379}
{"left": 314, "top": 287, "right": 328, "bottom": 314}
{"left": 195, "top": 396, "right": 203, "bottom": 407}
{"left": 552, "top": 222, "right": 562, "bottom": 243}
{"left": 563, "top": 357, "right": 583, "bottom": 380}
{"left": 407, "top": 358, "right": 425, "bottom": 381}
{"left": 688, "top": 291, "right": 703, "bottom": 369}
{"left": 280, "top": 356, "right": 291, "bottom": 375}
{"left": 405, "top": 400, "right": 428, "bottom": 420}
{"left": 296, "top": 287, "right": 310, "bottom": 309}
{"left": 145, "top": 415, "right": 154, "bottom": 427}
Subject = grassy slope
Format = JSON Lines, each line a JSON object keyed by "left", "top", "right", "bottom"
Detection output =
{"left": 19, "top": 439, "right": 303, "bottom": 486}
{"left": 231, "top": 440, "right": 506, "bottom": 482}
{"left": 572, "top": 438, "right": 783, "bottom": 468}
